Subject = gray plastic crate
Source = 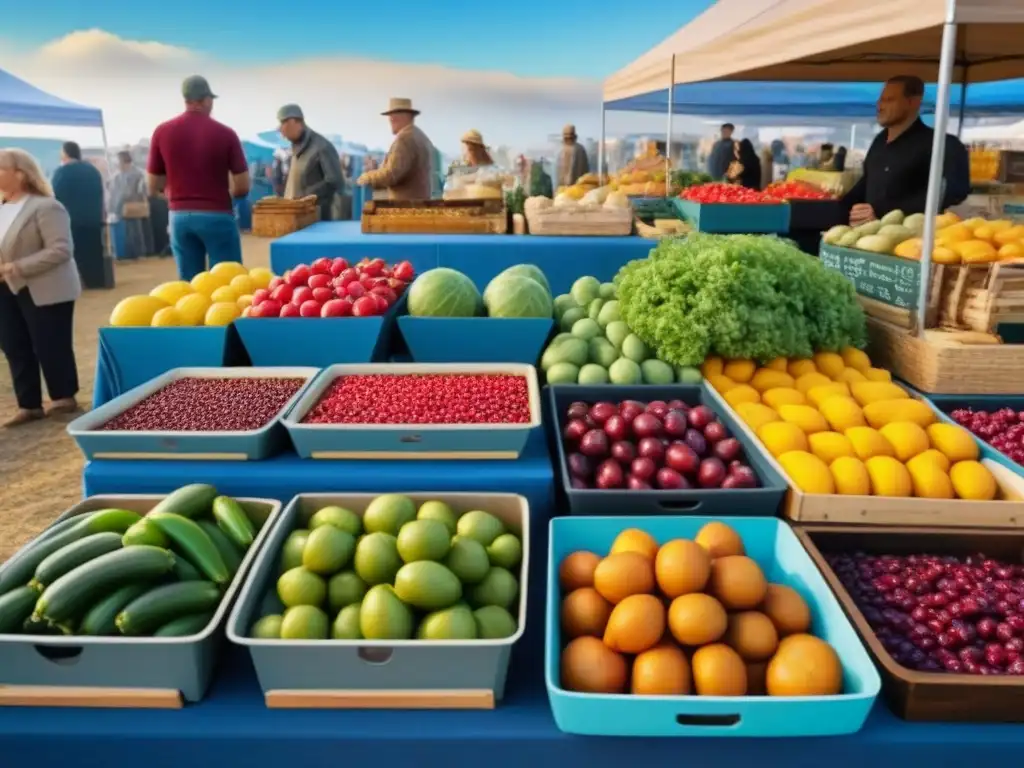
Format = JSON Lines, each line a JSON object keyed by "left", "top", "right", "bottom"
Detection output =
{"left": 0, "top": 494, "right": 281, "bottom": 702}
{"left": 67, "top": 367, "right": 319, "bottom": 461}
{"left": 228, "top": 492, "right": 529, "bottom": 702}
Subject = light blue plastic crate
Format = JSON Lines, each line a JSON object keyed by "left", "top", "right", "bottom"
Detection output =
{"left": 673, "top": 198, "right": 790, "bottom": 233}
{"left": 282, "top": 363, "right": 542, "bottom": 460}
{"left": 67, "top": 367, "right": 319, "bottom": 461}
{"left": 227, "top": 492, "right": 529, "bottom": 701}
{"left": 545, "top": 515, "right": 880, "bottom": 737}
{"left": 0, "top": 494, "right": 281, "bottom": 702}
{"left": 397, "top": 316, "right": 553, "bottom": 364}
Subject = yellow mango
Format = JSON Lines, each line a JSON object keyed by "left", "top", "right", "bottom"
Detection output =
{"left": 819, "top": 396, "right": 867, "bottom": 432}
{"left": 707, "top": 374, "right": 737, "bottom": 393}
{"left": 840, "top": 347, "right": 872, "bottom": 372}
{"left": 932, "top": 246, "right": 960, "bottom": 264}
{"left": 723, "top": 359, "right": 756, "bottom": 383}
{"left": 865, "top": 456, "right": 913, "bottom": 497}
{"left": 951, "top": 239, "right": 998, "bottom": 264}
{"left": 994, "top": 225, "right": 1024, "bottom": 246}
{"left": 750, "top": 369, "right": 796, "bottom": 393}
{"left": 894, "top": 237, "right": 922, "bottom": 260}
{"left": 907, "top": 459, "right": 955, "bottom": 500}
{"left": 972, "top": 225, "right": 996, "bottom": 242}
{"left": 788, "top": 359, "right": 817, "bottom": 378}
{"left": 806, "top": 383, "right": 851, "bottom": 408}
{"left": 702, "top": 356, "right": 724, "bottom": 378}
{"left": 988, "top": 219, "right": 1014, "bottom": 232}
{"left": 908, "top": 449, "right": 951, "bottom": 473}
{"left": 758, "top": 421, "right": 809, "bottom": 457}
{"left": 836, "top": 368, "right": 868, "bottom": 385}
{"left": 778, "top": 404, "right": 830, "bottom": 435}
{"left": 863, "top": 399, "right": 937, "bottom": 429}
{"left": 927, "top": 423, "right": 980, "bottom": 463}
{"left": 863, "top": 368, "right": 893, "bottom": 383}
{"left": 795, "top": 372, "right": 833, "bottom": 396}
{"left": 850, "top": 381, "right": 909, "bottom": 406}
{"left": 998, "top": 242, "right": 1024, "bottom": 261}
{"left": 879, "top": 422, "right": 930, "bottom": 462}
{"left": 937, "top": 223, "right": 971, "bottom": 243}
{"left": 808, "top": 432, "right": 856, "bottom": 464}
{"left": 764, "top": 358, "right": 789, "bottom": 372}
{"left": 778, "top": 451, "right": 835, "bottom": 495}
{"left": 846, "top": 427, "right": 896, "bottom": 460}
{"left": 735, "top": 402, "right": 780, "bottom": 432}
{"left": 813, "top": 352, "right": 846, "bottom": 380}
{"left": 830, "top": 456, "right": 872, "bottom": 495}
{"left": 950, "top": 461, "right": 997, "bottom": 501}
{"left": 762, "top": 387, "right": 806, "bottom": 410}
{"left": 724, "top": 385, "right": 761, "bottom": 408}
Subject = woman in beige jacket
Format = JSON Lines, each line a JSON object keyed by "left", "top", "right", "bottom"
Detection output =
{"left": 0, "top": 149, "right": 81, "bottom": 427}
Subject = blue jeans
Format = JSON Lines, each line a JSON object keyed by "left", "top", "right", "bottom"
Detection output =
{"left": 170, "top": 211, "right": 242, "bottom": 281}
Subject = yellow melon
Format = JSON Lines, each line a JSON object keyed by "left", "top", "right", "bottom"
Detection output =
{"left": 813, "top": 352, "right": 846, "bottom": 380}
{"left": 109, "top": 295, "right": 170, "bottom": 327}
{"left": 863, "top": 399, "right": 938, "bottom": 429}
{"left": 724, "top": 385, "right": 761, "bottom": 408}
{"left": 865, "top": 456, "right": 913, "bottom": 497}
{"left": 795, "top": 372, "right": 833, "bottom": 395}
{"left": 750, "top": 369, "right": 796, "bottom": 393}
{"left": 210, "top": 261, "right": 249, "bottom": 279}
{"left": 845, "top": 427, "right": 896, "bottom": 460}
{"left": 175, "top": 293, "right": 212, "bottom": 326}
{"left": 808, "top": 432, "right": 856, "bottom": 464}
{"left": 830, "top": 456, "right": 872, "bottom": 495}
{"left": 723, "top": 360, "right": 756, "bottom": 383}
{"left": 735, "top": 403, "right": 780, "bottom": 432}
{"left": 787, "top": 359, "right": 817, "bottom": 378}
{"left": 248, "top": 267, "right": 274, "bottom": 290}
{"left": 150, "top": 307, "right": 184, "bottom": 327}
{"left": 761, "top": 388, "right": 806, "bottom": 410}
{"left": 149, "top": 281, "right": 194, "bottom": 305}
{"left": 806, "top": 383, "right": 851, "bottom": 408}
{"left": 949, "top": 461, "right": 997, "bottom": 501}
{"left": 778, "top": 405, "right": 830, "bottom": 435}
{"left": 190, "top": 270, "right": 229, "bottom": 297}
{"left": 906, "top": 459, "right": 955, "bottom": 500}
{"left": 779, "top": 451, "right": 835, "bottom": 494}
{"left": 818, "top": 396, "right": 866, "bottom": 432}
{"left": 758, "top": 422, "right": 809, "bottom": 457}
{"left": 879, "top": 422, "right": 930, "bottom": 462}
{"left": 850, "top": 382, "right": 909, "bottom": 406}
{"left": 204, "top": 301, "right": 242, "bottom": 326}
{"left": 840, "top": 347, "right": 872, "bottom": 372}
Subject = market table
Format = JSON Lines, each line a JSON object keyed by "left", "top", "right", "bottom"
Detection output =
{"left": 269, "top": 222, "right": 653, "bottom": 294}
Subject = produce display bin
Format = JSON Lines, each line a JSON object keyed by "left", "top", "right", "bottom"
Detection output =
{"left": 397, "top": 316, "right": 553, "bottom": 364}
{"left": 919, "top": 393, "right": 1024, "bottom": 481}
{"left": 233, "top": 294, "right": 406, "bottom": 367}
{"left": 707, "top": 385, "right": 1024, "bottom": 529}
{"left": 795, "top": 524, "right": 1024, "bottom": 722}
{"left": 283, "top": 363, "right": 542, "bottom": 460}
{"left": 545, "top": 515, "right": 880, "bottom": 737}
{"left": 787, "top": 199, "right": 844, "bottom": 232}
{"left": 227, "top": 492, "right": 528, "bottom": 707}
{"left": 68, "top": 367, "right": 319, "bottom": 461}
{"left": 672, "top": 199, "right": 790, "bottom": 234}
{"left": 0, "top": 494, "right": 281, "bottom": 704}
{"left": 549, "top": 384, "right": 787, "bottom": 517}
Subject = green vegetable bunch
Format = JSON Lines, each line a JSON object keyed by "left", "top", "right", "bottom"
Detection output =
{"left": 614, "top": 234, "right": 866, "bottom": 366}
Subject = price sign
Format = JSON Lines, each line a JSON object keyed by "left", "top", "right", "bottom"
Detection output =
{"left": 819, "top": 243, "right": 921, "bottom": 309}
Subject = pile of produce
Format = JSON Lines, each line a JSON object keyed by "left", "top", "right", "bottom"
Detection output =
{"left": 250, "top": 495, "right": 521, "bottom": 640}
{"left": 615, "top": 234, "right": 866, "bottom": 366}
{"left": 708, "top": 353, "right": 999, "bottom": 500}
{"left": 678, "top": 183, "right": 781, "bottom": 205}
{"left": 98, "top": 376, "right": 306, "bottom": 432}
{"left": 406, "top": 264, "right": 552, "bottom": 319}
{"left": 669, "top": 170, "right": 713, "bottom": 191}
{"left": 951, "top": 407, "right": 1024, "bottom": 465}
{"left": 827, "top": 549, "right": 1024, "bottom": 675}
{"left": 245, "top": 258, "right": 414, "bottom": 318}
{"left": 0, "top": 484, "right": 258, "bottom": 637}
{"left": 763, "top": 180, "right": 834, "bottom": 201}
{"left": 302, "top": 373, "right": 532, "bottom": 425}
{"left": 528, "top": 190, "right": 631, "bottom": 214}
{"left": 541, "top": 274, "right": 701, "bottom": 385}
{"left": 109, "top": 262, "right": 276, "bottom": 327}
{"left": 560, "top": 398, "right": 760, "bottom": 491}
{"left": 558, "top": 523, "right": 843, "bottom": 696}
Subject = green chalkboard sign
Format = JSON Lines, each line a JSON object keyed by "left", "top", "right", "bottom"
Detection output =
{"left": 819, "top": 243, "right": 921, "bottom": 309}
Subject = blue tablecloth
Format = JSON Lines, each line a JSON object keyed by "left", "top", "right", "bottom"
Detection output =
{"left": 270, "top": 222, "right": 653, "bottom": 294}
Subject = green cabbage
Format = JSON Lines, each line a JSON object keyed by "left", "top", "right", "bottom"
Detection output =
{"left": 407, "top": 268, "right": 482, "bottom": 318}
{"left": 483, "top": 274, "right": 554, "bottom": 319}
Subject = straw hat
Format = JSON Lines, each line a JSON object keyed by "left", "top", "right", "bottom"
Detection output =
{"left": 461, "top": 129, "right": 485, "bottom": 147}
{"left": 562, "top": 123, "right": 577, "bottom": 138}
{"left": 382, "top": 97, "right": 420, "bottom": 116}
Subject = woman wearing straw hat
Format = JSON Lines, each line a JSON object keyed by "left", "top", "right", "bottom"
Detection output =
{"left": 460, "top": 130, "right": 494, "bottom": 168}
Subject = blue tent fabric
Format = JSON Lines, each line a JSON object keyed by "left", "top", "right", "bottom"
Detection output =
{"left": 606, "top": 80, "right": 1024, "bottom": 118}
{"left": 0, "top": 68, "right": 103, "bottom": 127}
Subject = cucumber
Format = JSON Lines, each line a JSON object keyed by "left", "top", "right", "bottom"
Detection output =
{"left": 153, "top": 611, "right": 216, "bottom": 637}
{"left": 0, "top": 509, "right": 142, "bottom": 596}
{"left": 0, "top": 586, "right": 39, "bottom": 633}
{"left": 122, "top": 519, "right": 169, "bottom": 548}
{"left": 79, "top": 583, "right": 151, "bottom": 636}
{"left": 212, "top": 496, "right": 255, "bottom": 550}
{"left": 147, "top": 512, "right": 229, "bottom": 586}
{"left": 30, "top": 532, "right": 123, "bottom": 591}
{"left": 172, "top": 556, "right": 203, "bottom": 582}
{"left": 35, "top": 546, "right": 176, "bottom": 624}
{"left": 116, "top": 581, "right": 221, "bottom": 636}
{"left": 147, "top": 484, "right": 218, "bottom": 520}
{"left": 198, "top": 520, "right": 243, "bottom": 576}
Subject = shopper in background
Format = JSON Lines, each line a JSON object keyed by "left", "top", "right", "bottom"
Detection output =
{"left": 556, "top": 124, "right": 589, "bottom": 188}
{"left": 833, "top": 146, "right": 848, "bottom": 172}
{"left": 147, "top": 75, "right": 249, "bottom": 280}
{"left": 759, "top": 146, "right": 774, "bottom": 190}
{"left": 51, "top": 141, "right": 105, "bottom": 289}
{"left": 727, "top": 138, "right": 762, "bottom": 190}
{"left": 460, "top": 130, "right": 495, "bottom": 168}
{"left": 110, "top": 151, "right": 152, "bottom": 260}
{"left": 843, "top": 75, "right": 970, "bottom": 226}
{"left": 707, "top": 123, "right": 736, "bottom": 180}
{"left": 357, "top": 98, "right": 436, "bottom": 201}
{"left": 0, "top": 148, "right": 81, "bottom": 427}
{"left": 277, "top": 104, "right": 345, "bottom": 221}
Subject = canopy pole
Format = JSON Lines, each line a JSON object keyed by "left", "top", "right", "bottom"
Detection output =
{"left": 666, "top": 55, "right": 675, "bottom": 188}
{"left": 99, "top": 118, "right": 114, "bottom": 260}
{"left": 915, "top": 21, "right": 958, "bottom": 336}
{"left": 598, "top": 101, "right": 606, "bottom": 181}
{"left": 957, "top": 79, "right": 968, "bottom": 138}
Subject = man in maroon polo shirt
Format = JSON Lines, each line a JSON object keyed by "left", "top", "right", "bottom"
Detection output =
{"left": 146, "top": 75, "right": 250, "bottom": 281}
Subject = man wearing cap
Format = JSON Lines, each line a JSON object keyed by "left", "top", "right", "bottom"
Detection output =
{"left": 277, "top": 104, "right": 345, "bottom": 221}
{"left": 557, "top": 124, "right": 589, "bottom": 188}
{"left": 147, "top": 75, "right": 250, "bottom": 280}
{"left": 356, "top": 98, "right": 436, "bottom": 201}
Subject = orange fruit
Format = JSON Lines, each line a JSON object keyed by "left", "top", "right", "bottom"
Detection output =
{"left": 654, "top": 539, "right": 711, "bottom": 598}
{"left": 592, "top": 552, "right": 655, "bottom": 604}
{"left": 609, "top": 528, "right": 659, "bottom": 560}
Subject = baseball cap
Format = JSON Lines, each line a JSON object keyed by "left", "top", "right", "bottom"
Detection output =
{"left": 182, "top": 75, "right": 217, "bottom": 101}
{"left": 277, "top": 104, "right": 304, "bottom": 122}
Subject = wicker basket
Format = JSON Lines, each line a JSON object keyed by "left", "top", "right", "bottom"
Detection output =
{"left": 525, "top": 207, "right": 633, "bottom": 236}
{"left": 251, "top": 196, "right": 319, "bottom": 238}
{"left": 361, "top": 199, "right": 506, "bottom": 235}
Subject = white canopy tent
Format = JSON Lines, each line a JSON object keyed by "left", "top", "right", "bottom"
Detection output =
{"left": 602, "top": 0, "right": 1024, "bottom": 335}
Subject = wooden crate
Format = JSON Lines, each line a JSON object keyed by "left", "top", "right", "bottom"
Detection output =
{"left": 935, "top": 262, "right": 1024, "bottom": 333}
{"left": 794, "top": 524, "right": 1024, "bottom": 722}
{"left": 251, "top": 196, "right": 319, "bottom": 238}
{"left": 525, "top": 208, "right": 633, "bottom": 237}
{"left": 361, "top": 199, "right": 506, "bottom": 235}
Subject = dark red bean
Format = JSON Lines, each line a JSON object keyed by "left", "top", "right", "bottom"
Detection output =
{"left": 301, "top": 374, "right": 531, "bottom": 425}
{"left": 100, "top": 377, "right": 306, "bottom": 432}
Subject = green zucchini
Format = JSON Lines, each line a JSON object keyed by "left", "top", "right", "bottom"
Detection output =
{"left": 116, "top": 581, "right": 221, "bottom": 636}
{"left": 172, "top": 556, "right": 203, "bottom": 582}
{"left": 79, "top": 583, "right": 151, "bottom": 636}
{"left": 23, "top": 615, "right": 72, "bottom": 635}
{"left": 147, "top": 484, "right": 218, "bottom": 520}
{"left": 35, "top": 545, "right": 176, "bottom": 624}
{"left": 30, "top": 532, "right": 123, "bottom": 591}
{"left": 0, "top": 586, "right": 39, "bottom": 633}
{"left": 0, "top": 509, "right": 142, "bottom": 596}
{"left": 198, "top": 520, "right": 243, "bottom": 576}
{"left": 212, "top": 496, "right": 255, "bottom": 550}
{"left": 122, "top": 518, "right": 169, "bottom": 548}
{"left": 153, "top": 610, "right": 216, "bottom": 637}
{"left": 147, "top": 512, "right": 229, "bottom": 586}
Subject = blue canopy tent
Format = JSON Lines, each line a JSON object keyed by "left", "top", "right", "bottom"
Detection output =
{"left": 0, "top": 67, "right": 105, "bottom": 128}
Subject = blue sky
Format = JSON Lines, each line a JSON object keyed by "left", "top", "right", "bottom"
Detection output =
{"left": 4, "top": 0, "right": 716, "bottom": 78}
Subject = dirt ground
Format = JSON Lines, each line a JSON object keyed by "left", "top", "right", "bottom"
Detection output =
{"left": 0, "top": 235, "right": 271, "bottom": 563}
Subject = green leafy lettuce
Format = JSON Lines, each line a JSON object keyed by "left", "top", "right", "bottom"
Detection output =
{"left": 614, "top": 234, "right": 866, "bottom": 366}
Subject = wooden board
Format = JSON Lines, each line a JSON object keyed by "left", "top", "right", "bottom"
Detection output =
{"left": 310, "top": 450, "right": 519, "bottom": 460}
{"left": 265, "top": 688, "right": 494, "bottom": 710}
{"left": 0, "top": 685, "right": 182, "bottom": 709}
{"left": 361, "top": 199, "right": 506, "bottom": 235}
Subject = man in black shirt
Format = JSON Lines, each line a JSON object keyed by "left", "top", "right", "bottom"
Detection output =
{"left": 842, "top": 75, "right": 970, "bottom": 226}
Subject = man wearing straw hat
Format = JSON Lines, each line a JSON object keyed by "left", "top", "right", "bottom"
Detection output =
{"left": 356, "top": 98, "right": 436, "bottom": 201}
{"left": 557, "top": 124, "right": 589, "bottom": 188}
